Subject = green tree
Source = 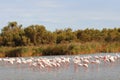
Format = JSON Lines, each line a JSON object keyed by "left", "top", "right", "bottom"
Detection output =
{"left": 25, "top": 25, "right": 55, "bottom": 45}
{"left": 1, "top": 22, "right": 26, "bottom": 46}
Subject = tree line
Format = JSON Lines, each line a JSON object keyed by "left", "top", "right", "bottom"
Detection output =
{"left": 0, "top": 21, "right": 120, "bottom": 46}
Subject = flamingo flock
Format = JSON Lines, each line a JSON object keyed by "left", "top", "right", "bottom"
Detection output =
{"left": 0, "top": 53, "right": 120, "bottom": 71}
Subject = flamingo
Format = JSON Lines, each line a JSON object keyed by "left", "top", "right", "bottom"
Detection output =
{"left": 109, "top": 56, "right": 115, "bottom": 63}
{"left": 83, "top": 64, "right": 88, "bottom": 68}
{"left": 82, "top": 59, "right": 89, "bottom": 64}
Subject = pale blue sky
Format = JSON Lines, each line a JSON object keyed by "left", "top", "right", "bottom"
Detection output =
{"left": 0, "top": 0, "right": 120, "bottom": 31}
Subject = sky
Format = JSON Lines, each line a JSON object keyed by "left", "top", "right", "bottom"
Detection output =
{"left": 0, "top": 0, "right": 120, "bottom": 31}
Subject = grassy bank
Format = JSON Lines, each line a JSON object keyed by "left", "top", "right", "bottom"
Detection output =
{"left": 0, "top": 42, "right": 120, "bottom": 57}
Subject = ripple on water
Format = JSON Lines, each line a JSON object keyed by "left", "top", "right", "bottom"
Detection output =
{"left": 0, "top": 53, "right": 120, "bottom": 80}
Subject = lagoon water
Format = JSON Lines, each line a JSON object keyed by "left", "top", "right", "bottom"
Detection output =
{"left": 0, "top": 53, "right": 120, "bottom": 80}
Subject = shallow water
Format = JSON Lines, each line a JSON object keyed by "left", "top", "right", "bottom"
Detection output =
{"left": 0, "top": 53, "right": 120, "bottom": 80}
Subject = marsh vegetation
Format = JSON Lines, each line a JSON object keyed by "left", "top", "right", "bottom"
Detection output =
{"left": 0, "top": 22, "right": 120, "bottom": 57}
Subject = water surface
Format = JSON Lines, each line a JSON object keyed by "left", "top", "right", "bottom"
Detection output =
{"left": 0, "top": 53, "right": 120, "bottom": 80}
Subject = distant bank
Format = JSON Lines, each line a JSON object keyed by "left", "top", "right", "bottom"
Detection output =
{"left": 0, "top": 22, "right": 120, "bottom": 57}
{"left": 0, "top": 42, "right": 120, "bottom": 57}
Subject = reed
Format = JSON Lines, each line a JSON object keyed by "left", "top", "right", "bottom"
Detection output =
{"left": 32, "top": 47, "right": 43, "bottom": 56}
{"left": 0, "top": 42, "right": 119, "bottom": 57}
